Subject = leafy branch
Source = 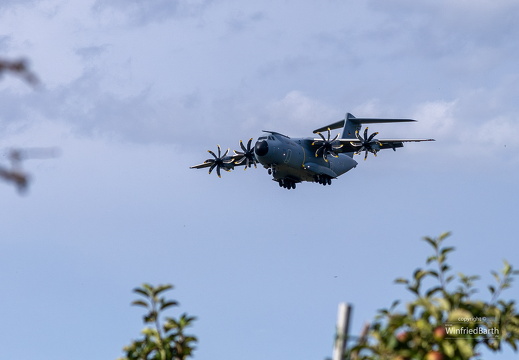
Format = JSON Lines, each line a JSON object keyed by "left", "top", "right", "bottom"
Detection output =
{"left": 118, "top": 283, "right": 197, "bottom": 360}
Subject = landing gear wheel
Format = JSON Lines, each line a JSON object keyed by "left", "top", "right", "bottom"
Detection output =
{"left": 315, "top": 175, "right": 332, "bottom": 186}
{"left": 278, "top": 178, "right": 296, "bottom": 190}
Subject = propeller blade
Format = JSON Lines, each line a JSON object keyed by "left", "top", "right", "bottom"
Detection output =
{"left": 355, "top": 129, "right": 363, "bottom": 141}
{"left": 367, "top": 131, "right": 379, "bottom": 142}
{"left": 351, "top": 127, "right": 382, "bottom": 160}
{"left": 313, "top": 129, "right": 342, "bottom": 161}
{"left": 195, "top": 145, "right": 235, "bottom": 177}
{"left": 239, "top": 140, "right": 247, "bottom": 152}
{"left": 233, "top": 138, "right": 257, "bottom": 168}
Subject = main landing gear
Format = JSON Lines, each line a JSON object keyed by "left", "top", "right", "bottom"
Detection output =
{"left": 278, "top": 178, "right": 297, "bottom": 190}
{"left": 314, "top": 174, "right": 332, "bottom": 186}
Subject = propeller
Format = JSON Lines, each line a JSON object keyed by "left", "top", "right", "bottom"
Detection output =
{"left": 351, "top": 127, "right": 382, "bottom": 160}
{"left": 312, "top": 128, "right": 343, "bottom": 162}
{"left": 233, "top": 138, "right": 257, "bottom": 169}
{"left": 206, "top": 145, "right": 234, "bottom": 177}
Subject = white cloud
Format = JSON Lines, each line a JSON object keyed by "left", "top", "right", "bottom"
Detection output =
{"left": 472, "top": 116, "right": 519, "bottom": 146}
{"left": 411, "top": 100, "right": 458, "bottom": 138}
{"left": 91, "top": 0, "right": 213, "bottom": 26}
{"left": 406, "top": 97, "right": 519, "bottom": 165}
{"left": 263, "top": 91, "right": 338, "bottom": 135}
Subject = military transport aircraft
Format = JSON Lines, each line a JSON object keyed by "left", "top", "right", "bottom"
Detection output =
{"left": 190, "top": 113, "right": 434, "bottom": 189}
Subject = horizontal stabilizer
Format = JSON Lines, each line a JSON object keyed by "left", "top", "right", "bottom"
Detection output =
{"left": 313, "top": 120, "right": 345, "bottom": 133}
{"left": 348, "top": 118, "right": 416, "bottom": 124}
{"left": 347, "top": 112, "right": 415, "bottom": 124}
{"left": 341, "top": 138, "right": 435, "bottom": 143}
{"left": 313, "top": 113, "right": 415, "bottom": 134}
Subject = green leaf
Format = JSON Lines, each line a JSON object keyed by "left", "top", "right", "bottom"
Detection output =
{"left": 426, "top": 286, "right": 442, "bottom": 298}
{"left": 407, "top": 285, "right": 419, "bottom": 295}
{"left": 141, "top": 327, "right": 158, "bottom": 337}
{"left": 144, "top": 311, "right": 158, "bottom": 323}
{"left": 423, "top": 236, "right": 438, "bottom": 250}
{"left": 133, "top": 288, "right": 149, "bottom": 298}
{"left": 455, "top": 338, "right": 474, "bottom": 358}
{"left": 390, "top": 300, "right": 400, "bottom": 311}
{"left": 503, "top": 260, "right": 512, "bottom": 276}
{"left": 160, "top": 300, "right": 179, "bottom": 311}
{"left": 428, "top": 270, "right": 439, "bottom": 278}
{"left": 506, "top": 338, "right": 518, "bottom": 351}
{"left": 441, "top": 246, "right": 455, "bottom": 256}
{"left": 442, "top": 340, "right": 455, "bottom": 358}
{"left": 438, "top": 231, "right": 452, "bottom": 242}
{"left": 394, "top": 278, "right": 409, "bottom": 285}
{"left": 426, "top": 255, "right": 438, "bottom": 264}
{"left": 153, "top": 284, "right": 173, "bottom": 296}
{"left": 132, "top": 300, "right": 149, "bottom": 308}
{"left": 413, "top": 269, "right": 426, "bottom": 281}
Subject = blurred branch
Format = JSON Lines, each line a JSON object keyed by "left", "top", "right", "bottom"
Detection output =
{"left": 0, "top": 166, "right": 29, "bottom": 193}
{"left": 0, "top": 58, "right": 39, "bottom": 85}
{"left": 0, "top": 147, "right": 60, "bottom": 194}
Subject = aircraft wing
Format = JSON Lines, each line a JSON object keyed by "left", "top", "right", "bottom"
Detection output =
{"left": 336, "top": 138, "right": 435, "bottom": 152}
{"left": 189, "top": 162, "right": 213, "bottom": 169}
{"left": 309, "top": 137, "right": 434, "bottom": 153}
{"left": 366, "top": 138, "right": 435, "bottom": 143}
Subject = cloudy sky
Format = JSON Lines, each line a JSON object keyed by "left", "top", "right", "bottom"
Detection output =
{"left": 1, "top": 1, "right": 518, "bottom": 359}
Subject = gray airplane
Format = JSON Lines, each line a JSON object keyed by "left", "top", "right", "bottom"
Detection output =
{"left": 190, "top": 113, "right": 434, "bottom": 189}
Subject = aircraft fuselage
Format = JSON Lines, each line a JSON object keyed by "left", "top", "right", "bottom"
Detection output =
{"left": 253, "top": 132, "right": 357, "bottom": 185}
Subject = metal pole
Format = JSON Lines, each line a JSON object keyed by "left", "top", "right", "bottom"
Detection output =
{"left": 333, "top": 303, "right": 352, "bottom": 360}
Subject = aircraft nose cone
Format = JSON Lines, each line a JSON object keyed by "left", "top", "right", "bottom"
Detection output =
{"left": 255, "top": 140, "right": 269, "bottom": 156}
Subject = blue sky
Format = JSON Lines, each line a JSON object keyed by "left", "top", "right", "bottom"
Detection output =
{"left": 0, "top": 1, "right": 518, "bottom": 359}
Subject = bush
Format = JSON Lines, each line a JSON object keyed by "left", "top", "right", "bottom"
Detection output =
{"left": 346, "top": 233, "right": 519, "bottom": 360}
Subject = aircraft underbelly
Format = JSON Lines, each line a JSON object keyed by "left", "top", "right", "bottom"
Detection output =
{"left": 270, "top": 165, "right": 305, "bottom": 181}
{"left": 270, "top": 154, "right": 356, "bottom": 183}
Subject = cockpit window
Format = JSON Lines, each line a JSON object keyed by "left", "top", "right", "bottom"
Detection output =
{"left": 258, "top": 136, "right": 267, "bottom": 140}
